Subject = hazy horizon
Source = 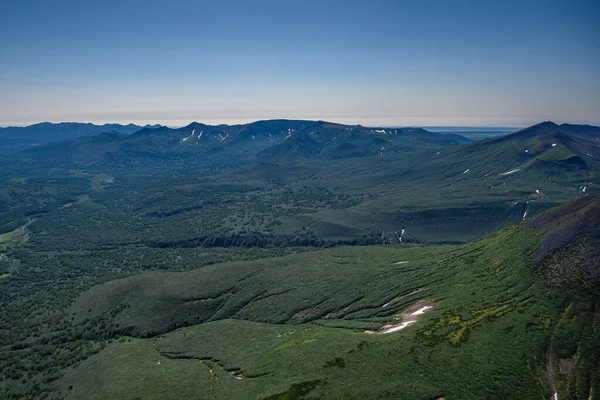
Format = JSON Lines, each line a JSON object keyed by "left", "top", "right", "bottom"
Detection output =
{"left": 0, "top": 118, "right": 527, "bottom": 130}
{"left": 1, "top": 0, "right": 599, "bottom": 127}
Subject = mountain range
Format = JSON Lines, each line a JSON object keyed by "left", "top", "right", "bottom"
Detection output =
{"left": 15, "top": 120, "right": 471, "bottom": 168}
{"left": 11, "top": 120, "right": 599, "bottom": 174}
{"left": 1, "top": 120, "right": 598, "bottom": 246}
{"left": 0, "top": 122, "right": 159, "bottom": 153}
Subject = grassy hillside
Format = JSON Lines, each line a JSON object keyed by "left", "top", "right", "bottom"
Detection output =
{"left": 16, "top": 195, "right": 592, "bottom": 399}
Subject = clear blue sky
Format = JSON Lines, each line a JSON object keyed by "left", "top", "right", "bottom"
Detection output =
{"left": 1, "top": 0, "right": 598, "bottom": 127}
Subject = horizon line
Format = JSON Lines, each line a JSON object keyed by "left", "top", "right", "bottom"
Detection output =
{"left": 4, "top": 117, "right": 598, "bottom": 130}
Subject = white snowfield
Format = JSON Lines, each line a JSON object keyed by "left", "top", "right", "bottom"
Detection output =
{"left": 381, "top": 321, "right": 416, "bottom": 333}
{"left": 411, "top": 306, "right": 433, "bottom": 316}
{"left": 181, "top": 129, "right": 196, "bottom": 143}
{"left": 368, "top": 302, "right": 435, "bottom": 334}
{"left": 396, "top": 228, "right": 406, "bottom": 243}
{"left": 499, "top": 168, "right": 520, "bottom": 176}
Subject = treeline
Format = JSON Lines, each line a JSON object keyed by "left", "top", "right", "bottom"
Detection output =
{"left": 144, "top": 231, "right": 381, "bottom": 249}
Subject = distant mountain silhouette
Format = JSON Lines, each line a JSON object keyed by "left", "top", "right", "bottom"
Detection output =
{"left": 0, "top": 122, "right": 150, "bottom": 152}
{"left": 17, "top": 119, "right": 471, "bottom": 167}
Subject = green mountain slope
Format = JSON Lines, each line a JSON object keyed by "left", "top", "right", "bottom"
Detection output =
{"left": 252, "top": 121, "right": 599, "bottom": 244}
{"left": 33, "top": 195, "right": 599, "bottom": 400}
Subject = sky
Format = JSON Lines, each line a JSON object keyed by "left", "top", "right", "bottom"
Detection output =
{"left": 0, "top": 0, "right": 599, "bottom": 127}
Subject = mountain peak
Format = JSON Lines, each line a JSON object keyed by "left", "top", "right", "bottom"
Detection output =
{"left": 184, "top": 122, "right": 207, "bottom": 129}
{"left": 488, "top": 120, "right": 561, "bottom": 143}
{"left": 519, "top": 121, "right": 560, "bottom": 133}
